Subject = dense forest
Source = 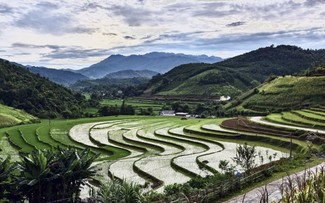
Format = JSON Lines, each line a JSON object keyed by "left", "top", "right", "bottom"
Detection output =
{"left": 0, "top": 59, "right": 84, "bottom": 118}
{"left": 71, "top": 77, "right": 149, "bottom": 98}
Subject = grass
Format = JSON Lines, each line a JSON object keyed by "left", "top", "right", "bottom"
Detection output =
{"left": 101, "top": 99, "right": 164, "bottom": 114}
{"left": 293, "top": 110, "right": 325, "bottom": 122}
{"left": 282, "top": 112, "right": 325, "bottom": 128}
{"left": 6, "top": 129, "right": 35, "bottom": 153}
{"left": 37, "top": 126, "right": 66, "bottom": 148}
{"left": 227, "top": 76, "right": 325, "bottom": 114}
{"left": 0, "top": 103, "right": 38, "bottom": 128}
{"left": 0, "top": 114, "right": 319, "bottom": 195}
{"left": 218, "top": 157, "right": 325, "bottom": 203}
{"left": 19, "top": 126, "right": 51, "bottom": 150}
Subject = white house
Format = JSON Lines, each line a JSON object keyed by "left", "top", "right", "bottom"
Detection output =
{"left": 160, "top": 110, "right": 175, "bottom": 116}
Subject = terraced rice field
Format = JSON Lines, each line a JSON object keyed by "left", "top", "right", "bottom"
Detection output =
{"left": 2, "top": 110, "right": 324, "bottom": 192}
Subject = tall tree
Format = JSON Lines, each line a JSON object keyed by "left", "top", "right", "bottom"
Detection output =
{"left": 232, "top": 143, "right": 257, "bottom": 175}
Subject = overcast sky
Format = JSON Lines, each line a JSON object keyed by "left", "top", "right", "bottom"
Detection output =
{"left": 0, "top": 0, "right": 325, "bottom": 69}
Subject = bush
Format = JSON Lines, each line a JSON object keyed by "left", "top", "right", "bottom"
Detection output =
{"left": 319, "top": 144, "right": 325, "bottom": 154}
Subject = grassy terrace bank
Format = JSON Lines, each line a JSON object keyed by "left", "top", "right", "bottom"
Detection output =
{"left": 0, "top": 114, "right": 323, "bottom": 203}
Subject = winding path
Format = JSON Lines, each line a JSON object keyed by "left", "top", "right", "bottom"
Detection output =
{"left": 224, "top": 161, "right": 325, "bottom": 203}
{"left": 250, "top": 116, "right": 325, "bottom": 134}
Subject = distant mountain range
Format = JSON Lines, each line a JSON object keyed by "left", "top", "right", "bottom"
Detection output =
{"left": 105, "top": 69, "right": 158, "bottom": 79}
{"left": 27, "top": 66, "right": 88, "bottom": 86}
{"left": 76, "top": 52, "right": 222, "bottom": 79}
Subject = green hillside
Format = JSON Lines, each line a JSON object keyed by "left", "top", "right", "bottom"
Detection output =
{"left": 144, "top": 45, "right": 325, "bottom": 99}
{"left": 0, "top": 103, "right": 38, "bottom": 128}
{"left": 0, "top": 59, "right": 84, "bottom": 118}
{"left": 225, "top": 75, "right": 325, "bottom": 114}
{"left": 154, "top": 68, "right": 252, "bottom": 98}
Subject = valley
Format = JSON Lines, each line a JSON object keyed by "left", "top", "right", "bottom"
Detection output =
{"left": 0, "top": 45, "right": 324, "bottom": 203}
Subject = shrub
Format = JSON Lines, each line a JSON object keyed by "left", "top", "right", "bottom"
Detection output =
{"left": 16, "top": 148, "right": 99, "bottom": 203}
{"left": 95, "top": 179, "right": 146, "bottom": 203}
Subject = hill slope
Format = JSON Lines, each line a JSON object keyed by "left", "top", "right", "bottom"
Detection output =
{"left": 217, "top": 45, "right": 325, "bottom": 82}
{"left": 105, "top": 69, "right": 158, "bottom": 79}
{"left": 0, "top": 59, "right": 84, "bottom": 118}
{"left": 77, "top": 52, "right": 222, "bottom": 79}
{"left": 27, "top": 66, "right": 88, "bottom": 86}
{"left": 144, "top": 45, "right": 325, "bottom": 99}
{"left": 0, "top": 103, "right": 38, "bottom": 128}
{"left": 225, "top": 75, "right": 325, "bottom": 114}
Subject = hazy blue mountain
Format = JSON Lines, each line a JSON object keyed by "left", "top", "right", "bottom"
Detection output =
{"left": 77, "top": 52, "right": 222, "bottom": 78}
{"left": 27, "top": 66, "right": 88, "bottom": 86}
{"left": 105, "top": 69, "right": 158, "bottom": 79}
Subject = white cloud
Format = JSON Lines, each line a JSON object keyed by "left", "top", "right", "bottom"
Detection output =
{"left": 0, "top": 0, "right": 325, "bottom": 69}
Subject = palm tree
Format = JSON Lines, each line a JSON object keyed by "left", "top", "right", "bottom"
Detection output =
{"left": 0, "top": 156, "right": 17, "bottom": 201}
{"left": 16, "top": 147, "right": 99, "bottom": 203}
{"left": 96, "top": 178, "right": 146, "bottom": 203}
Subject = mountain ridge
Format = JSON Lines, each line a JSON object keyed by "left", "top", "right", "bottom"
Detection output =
{"left": 77, "top": 52, "right": 222, "bottom": 79}
{"left": 144, "top": 45, "right": 325, "bottom": 99}
{"left": 27, "top": 66, "right": 89, "bottom": 86}
{"left": 105, "top": 69, "right": 158, "bottom": 79}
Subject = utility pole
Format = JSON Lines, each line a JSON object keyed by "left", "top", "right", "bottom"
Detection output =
{"left": 289, "top": 137, "right": 293, "bottom": 158}
{"left": 48, "top": 108, "right": 51, "bottom": 125}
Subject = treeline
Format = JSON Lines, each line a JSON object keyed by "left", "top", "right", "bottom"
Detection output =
{"left": 0, "top": 59, "right": 85, "bottom": 118}
{"left": 71, "top": 77, "right": 149, "bottom": 98}
{"left": 97, "top": 102, "right": 154, "bottom": 117}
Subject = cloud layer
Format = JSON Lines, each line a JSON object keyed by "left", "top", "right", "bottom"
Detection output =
{"left": 1, "top": 0, "right": 325, "bottom": 69}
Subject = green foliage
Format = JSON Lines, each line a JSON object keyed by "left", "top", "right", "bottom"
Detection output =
{"left": 95, "top": 179, "right": 146, "bottom": 203}
{"left": 228, "top": 76, "right": 325, "bottom": 114}
{"left": 71, "top": 77, "right": 149, "bottom": 98}
{"left": 0, "top": 59, "right": 84, "bottom": 118}
{"left": 304, "top": 65, "right": 325, "bottom": 76}
{"left": 281, "top": 167, "right": 325, "bottom": 203}
{"left": 0, "top": 103, "right": 38, "bottom": 128}
{"left": 232, "top": 143, "right": 257, "bottom": 174}
{"left": 0, "top": 156, "right": 17, "bottom": 202}
{"left": 319, "top": 144, "right": 325, "bottom": 154}
{"left": 98, "top": 103, "right": 135, "bottom": 116}
{"left": 145, "top": 45, "right": 325, "bottom": 99}
{"left": 16, "top": 148, "right": 99, "bottom": 203}
{"left": 218, "top": 160, "right": 236, "bottom": 176}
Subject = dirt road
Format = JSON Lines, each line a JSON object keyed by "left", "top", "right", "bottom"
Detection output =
{"left": 223, "top": 161, "right": 325, "bottom": 203}
{"left": 249, "top": 116, "right": 325, "bottom": 134}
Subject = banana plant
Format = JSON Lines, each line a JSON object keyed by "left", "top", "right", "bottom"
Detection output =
{"left": 16, "top": 150, "right": 53, "bottom": 203}
{"left": 16, "top": 147, "right": 99, "bottom": 203}
{"left": 0, "top": 156, "right": 17, "bottom": 201}
{"left": 96, "top": 178, "right": 145, "bottom": 203}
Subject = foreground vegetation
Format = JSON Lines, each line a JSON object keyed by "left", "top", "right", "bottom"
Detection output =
{"left": 0, "top": 104, "right": 324, "bottom": 202}
{"left": 0, "top": 148, "right": 98, "bottom": 203}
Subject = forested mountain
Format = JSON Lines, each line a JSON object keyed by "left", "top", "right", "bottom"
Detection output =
{"left": 144, "top": 45, "right": 325, "bottom": 99}
{"left": 0, "top": 59, "right": 84, "bottom": 118}
{"left": 77, "top": 52, "right": 222, "bottom": 79}
{"left": 105, "top": 69, "right": 158, "bottom": 79}
{"left": 217, "top": 45, "right": 325, "bottom": 81}
{"left": 27, "top": 66, "right": 88, "bottom": 86}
